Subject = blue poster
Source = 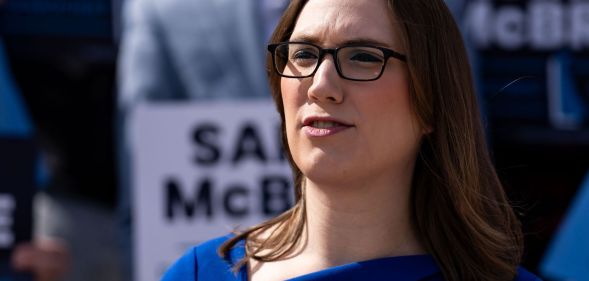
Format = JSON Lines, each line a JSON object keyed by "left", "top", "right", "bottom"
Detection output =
{"left": 462, "top": 0, "right": 589, "bottom": 142}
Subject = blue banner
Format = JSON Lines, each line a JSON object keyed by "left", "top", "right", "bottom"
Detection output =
{"left": 463, "top": 0, "right": 589, "bottom": 143}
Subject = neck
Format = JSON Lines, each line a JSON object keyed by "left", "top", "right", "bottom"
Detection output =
{"left": 300, "top": 172, "right": 425, "bottom": 267}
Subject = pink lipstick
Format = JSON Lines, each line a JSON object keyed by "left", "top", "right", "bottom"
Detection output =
{"left": 302, "top": 117, "right": 352, "bottom": 137}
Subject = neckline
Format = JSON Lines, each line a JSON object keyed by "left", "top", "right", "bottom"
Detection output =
{"left": 229, "top": 239, "right": 440, "bottom": 281}
{"left": 284, "top": 254, "right": 440, "bottom": 281}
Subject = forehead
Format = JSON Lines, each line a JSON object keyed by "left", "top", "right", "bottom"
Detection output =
{"left": 290, "top": 0, "right": 398, "bottom": 48}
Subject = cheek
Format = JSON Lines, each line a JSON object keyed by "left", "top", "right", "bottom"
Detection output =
{"left": 280, "top": 79, "right": 303, "bottom": 144}
{"left": 363, "top": 74, "right": 411, "bottom": 119}
{"left": 381, "top": 69, "right": 414, "bottom": 124}
{"left": 360, "top": 74, "right": 421, "bottom": 152}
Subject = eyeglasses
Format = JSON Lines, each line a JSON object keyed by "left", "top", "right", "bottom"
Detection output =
{"left": 267, "top": 42, "right": 407, "bottom": 82}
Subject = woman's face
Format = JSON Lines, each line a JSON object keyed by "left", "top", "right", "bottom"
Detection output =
{"left": 282, "top": 0, "right": 425, "bottom": 186}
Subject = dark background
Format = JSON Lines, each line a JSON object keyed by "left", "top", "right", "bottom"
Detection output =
{"left": 0, "top": 0, "right": 118, "bottom": 208}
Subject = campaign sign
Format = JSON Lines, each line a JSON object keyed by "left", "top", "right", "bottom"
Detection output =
{"left": 0, "top": 137, "right": 34, "bottom": 281}
{"left": 463, "top": 0, "right": 589, "bottom": 142}
{"left": 129, "top": 101, "right": 294, "bottom": 281}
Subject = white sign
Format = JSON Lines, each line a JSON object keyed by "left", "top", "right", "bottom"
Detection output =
{"left": 130, "top": 101, "right": 293, "bottom": 281}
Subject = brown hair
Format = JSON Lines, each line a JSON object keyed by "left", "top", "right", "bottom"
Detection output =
{"left": 220, "top": 0, "right": 523, "bottom": 280}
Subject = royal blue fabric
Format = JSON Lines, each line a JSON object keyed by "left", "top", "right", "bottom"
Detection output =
{"left": 541, "top": 170, "right": 589, "bottom": 281}
{"left": 161, "top": 235, "right": 541, "bottom": 281}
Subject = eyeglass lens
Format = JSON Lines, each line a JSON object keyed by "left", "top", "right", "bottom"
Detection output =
{"left": 274, "top": 43, "right": 386, "bottom": 80}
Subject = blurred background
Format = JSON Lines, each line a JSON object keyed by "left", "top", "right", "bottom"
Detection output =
{"left": 0, "top": 0, "right": 588, "bottom": 281}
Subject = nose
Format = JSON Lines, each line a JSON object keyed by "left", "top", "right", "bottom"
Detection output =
{"left": 307, "top": 55, "right": 344, "bottom": 104}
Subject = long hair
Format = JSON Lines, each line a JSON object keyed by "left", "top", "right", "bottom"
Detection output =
{"left": 220, "top": 1, "right": 523, "bottom": 280}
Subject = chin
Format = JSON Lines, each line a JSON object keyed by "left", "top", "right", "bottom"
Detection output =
{"left": 298, "top": 156, "right": 354, "bottom": 186}
{"left": 291, "top": 140, "right": 360, "bottom": 185}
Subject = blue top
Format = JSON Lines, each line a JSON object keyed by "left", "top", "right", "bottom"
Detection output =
{"left": 161, "top": 235, "right": 541, "bottom": 281}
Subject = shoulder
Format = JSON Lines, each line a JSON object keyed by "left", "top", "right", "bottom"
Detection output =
{"left": 514, "top": 267, "right": 543, "bottom": 281}
{"left": 160, "top": 234, "right": 245, "bottom": 281}
{"left": 160, "top": 245, "right": 198, "bottom": 281}
{"left": 196, "top": 235, "right": 235, "bottom": 258}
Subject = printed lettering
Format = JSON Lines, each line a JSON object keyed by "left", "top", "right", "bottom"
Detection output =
{"left": 261, "top": 176, "right": 292, "bottom": 216}
{"left": 165, "top": 177, "right": 213, "bottom": 220}
{"left": 223, "top": 185, "right": 249, "bottom": 218}
{"left": 192, "top": 123, "right": 221, "bottom": 166}
{"left": 495, "top": 6, "right": 525, "bottom": 50}
{"left": 232, "top": 123, "right": 267, "bottom": 165}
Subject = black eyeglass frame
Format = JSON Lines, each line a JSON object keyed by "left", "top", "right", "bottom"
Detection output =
{"left": 267, "top": 41, "right": 407, "bottom": 82}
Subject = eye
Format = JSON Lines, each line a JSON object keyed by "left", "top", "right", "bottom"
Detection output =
{"left": 349, "top": 52, "right": 383, "bottom": 63}
{"left": 291, "top": 49, "right": 318, "bottom": 61}
{"left": 342, "top": 46, "right": 385, "bottom": 65}
{"left": 289, "top": 48, "right": 319, "bottom": 67}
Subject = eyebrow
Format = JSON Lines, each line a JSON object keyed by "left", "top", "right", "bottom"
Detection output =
{"left": 288, "top": 35, "right": 393, "bottom": 48}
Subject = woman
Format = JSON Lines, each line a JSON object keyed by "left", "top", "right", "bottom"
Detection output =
{"left": 162, "top": 0, "right": 541, "bottom": 280}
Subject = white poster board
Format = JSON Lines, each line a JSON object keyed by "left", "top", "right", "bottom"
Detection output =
{"left": 129, "top": 101, "right": 293, "bottom": 281}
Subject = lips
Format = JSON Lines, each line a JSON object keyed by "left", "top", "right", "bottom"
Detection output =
{"left": 302, "top": 116, "right": 353, "bottom": 137}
